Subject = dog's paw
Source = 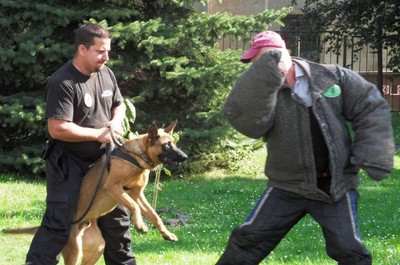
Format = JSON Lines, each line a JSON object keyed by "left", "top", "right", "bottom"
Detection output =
{"left": 132, "top": 218, "right": 149, "bottom": 234}
{"left": 162, "top": 231, "right": 178, "bottom": 242}
{"left": 135, "top": 223, "right": 149, "bottom": 234}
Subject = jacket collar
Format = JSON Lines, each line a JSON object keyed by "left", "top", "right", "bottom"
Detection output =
{"left": 292, "top": 57, "right": 339, "bottom": 93}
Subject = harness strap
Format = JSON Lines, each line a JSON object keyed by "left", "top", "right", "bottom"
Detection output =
{"left": 111, "top": 146, "right": 143, "bottom": 169}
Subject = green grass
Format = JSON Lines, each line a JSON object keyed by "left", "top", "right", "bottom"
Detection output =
{"left": 1, "top": 113, "right": 400, "bottom": 265}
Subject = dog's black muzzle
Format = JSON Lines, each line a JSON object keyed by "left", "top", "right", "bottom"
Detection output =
{"left": 158, "top": 143, "right": 188, "bottom": 165}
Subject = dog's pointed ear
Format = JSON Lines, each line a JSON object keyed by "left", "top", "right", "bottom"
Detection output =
{"left": 148, "top": 123, "right": 159, "bottom": 144}
{"left": 164, "top": 120, "right": 177, "bottom": 135}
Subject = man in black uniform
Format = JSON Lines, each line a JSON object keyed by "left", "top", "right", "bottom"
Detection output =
{"left": 26, "top": 23, "right": 136, "bottom": 265}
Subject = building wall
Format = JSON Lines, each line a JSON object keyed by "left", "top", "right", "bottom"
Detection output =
{"left": 266, "top": 0, "right": 304, "bottom": 15}
{"left": 200, "top": 1, "right": 399, "bottom": 109}
{"left": 206, "top": 0, "right": 390, "bottom": 72}
{"left": 207, "top": 0, "right": 266, "bottom": 15}
{"left": 206, "top": 0, "right": 304, "bottom": 16}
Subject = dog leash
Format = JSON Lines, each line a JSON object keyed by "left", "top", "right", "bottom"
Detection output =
{"left": 72, "top": 143, "right": 112, "bottom": 224}
{"left": 72, "top": 125, "right": 125, "bottom": 225}
{"left": 108, "top": 122, "right": 125, "bottom": 147}
{"left": 151, "top": 165, "right": 163, "bottom": 210}
{"left": 72, "top": 143, "right": 112, "bottom": 225}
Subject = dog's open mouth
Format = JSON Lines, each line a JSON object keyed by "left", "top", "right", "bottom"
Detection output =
{"left": 159, "top": 151, "right": 188, "bottom": 165}
{"left": 162, "top": 157, "right": 180, "bottom": 165}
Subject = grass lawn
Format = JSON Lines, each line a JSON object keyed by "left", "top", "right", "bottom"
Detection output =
{"left": 1, "top": 113, "right": 400, "bottom": 265}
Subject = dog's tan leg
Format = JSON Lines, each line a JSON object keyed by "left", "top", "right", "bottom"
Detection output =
{"left": 103, "top": 173, "right": 149, "bottom": 233}
{"left": 126, "top": 170, "right": 178, "bottom": 241}
{"left": 62, "top": 223, "right": 85, "bottom": 265}
{"left": 130, "top": 189, "right": 178, "bottom": 242}
{"left": 81, "top": 220, "right": 105, "bottom": 265}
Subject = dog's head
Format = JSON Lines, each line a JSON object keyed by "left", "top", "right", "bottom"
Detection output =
{"left": 147, "top": 121, "right": 188, "bottom": 165}
{"left": 123, "top": 121, "right": 188, "bottom": 167}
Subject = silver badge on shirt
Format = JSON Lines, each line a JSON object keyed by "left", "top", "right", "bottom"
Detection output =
{"left": 84, "top": 93, "right": 93, "bottom": 108}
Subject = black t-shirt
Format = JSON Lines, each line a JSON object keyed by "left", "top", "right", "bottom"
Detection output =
{"left": 45, "top": 61, "right": 123, "bottom": 158}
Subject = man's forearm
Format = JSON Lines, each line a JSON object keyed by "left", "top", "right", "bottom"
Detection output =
{"left": 48, "top": 119, "right": 109, "bottom": 142}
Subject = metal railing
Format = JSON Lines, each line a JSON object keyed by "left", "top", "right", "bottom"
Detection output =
{"left": 219, "top": 30, "right": 400, "bottom": 110}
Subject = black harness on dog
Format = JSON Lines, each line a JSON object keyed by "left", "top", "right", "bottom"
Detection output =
{"left": 111, "top": 147, "right": 143, "bottom": 169}
{"left": 71, "top": 137, "right": 149, "bottom": 225}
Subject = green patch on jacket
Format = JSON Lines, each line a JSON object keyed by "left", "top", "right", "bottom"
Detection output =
{"left": 323, "top": 84, "right": 341, "bottom": 98}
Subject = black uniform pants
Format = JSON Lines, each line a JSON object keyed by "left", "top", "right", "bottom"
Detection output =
{"left": 216, "top": 187, "right": 372, "bottom": 265}
{"left": 25, "top": 147, "right": 136, "bottom": 265}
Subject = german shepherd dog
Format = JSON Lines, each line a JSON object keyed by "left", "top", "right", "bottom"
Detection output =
{"left": 4, "top": 121, "right": 188, "bottom": 265}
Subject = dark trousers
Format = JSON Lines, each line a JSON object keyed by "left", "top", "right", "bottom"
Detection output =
{"left": 25, "top": 147, "right": 136, "bottom": 265}
{"left": 216, "top": 187, "right": 372, "bottom": 265}
{"left": 98, "top": 204, "right": 136, "bottom": 264}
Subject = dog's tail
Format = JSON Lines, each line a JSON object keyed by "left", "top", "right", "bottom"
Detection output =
{"left": 2, "top": 226, "right": 39, "bottom": 234}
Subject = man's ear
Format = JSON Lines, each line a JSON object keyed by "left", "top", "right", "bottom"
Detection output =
{"left": 77, "top": 44, "right": 88, "bottom": 56}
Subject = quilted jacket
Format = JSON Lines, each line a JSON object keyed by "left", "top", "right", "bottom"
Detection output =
{"left": 223, "top": 51, "right": 395, "bottom": 203}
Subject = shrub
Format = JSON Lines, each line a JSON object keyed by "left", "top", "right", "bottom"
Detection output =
{"left": 0, "top": 1, "right": 291, "bottom": 176}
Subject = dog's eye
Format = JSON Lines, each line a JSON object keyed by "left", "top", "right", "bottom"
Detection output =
{"left": 162, "top": 142, "right": 172, "bottom": 151}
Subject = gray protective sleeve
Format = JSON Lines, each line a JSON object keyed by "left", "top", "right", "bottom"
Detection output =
{"left": 341, "top": 68, "right": 395, "bottom": 180}
{"left": 223, "top": 51, "right": 285, "bottom": 138}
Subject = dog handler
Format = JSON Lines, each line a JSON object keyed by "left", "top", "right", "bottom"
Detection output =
{"left": 26, "top": 24, "right": 136, "bottom": 264}
{"left": 217, "top": 31, "right": 394, "bottom": 264}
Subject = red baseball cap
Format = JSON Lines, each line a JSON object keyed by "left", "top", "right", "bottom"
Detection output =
{"left": 240, "top": 31, "right": 286, "bottom": 63}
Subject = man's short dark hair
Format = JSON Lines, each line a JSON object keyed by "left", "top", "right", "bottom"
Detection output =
{"left": 74, "top": 23, "right": 112, "bottom": 49}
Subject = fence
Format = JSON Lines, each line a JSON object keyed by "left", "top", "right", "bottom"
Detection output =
{"left": 219, "top": 31, "right": 400, "bottom": 110}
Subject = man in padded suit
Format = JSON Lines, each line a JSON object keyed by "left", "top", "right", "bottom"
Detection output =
{"left": 216, "top": 31, "right": 394, "bottom": 265}
{"left": 26, "top": 23, "right": 136, "bottom": 265}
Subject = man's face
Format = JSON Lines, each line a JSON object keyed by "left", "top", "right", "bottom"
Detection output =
{"left": 80, "top": 37, "right": 111, "bottom": 74}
